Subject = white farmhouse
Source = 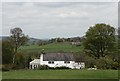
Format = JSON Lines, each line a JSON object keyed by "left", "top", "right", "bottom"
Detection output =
{"left": 30, "top": 53, "right": 85, "bottom": 69}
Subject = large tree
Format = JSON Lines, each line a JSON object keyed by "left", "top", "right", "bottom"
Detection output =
{"left": 10, "top": 27, "right": 28, "bottom": 63}
{"left": 84, "top": 24, "right": 117, "bottom": 59}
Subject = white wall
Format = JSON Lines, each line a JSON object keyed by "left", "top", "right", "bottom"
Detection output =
{"left": 39, "top": 54, "right": 85, "bottom": 69}
{"left": 40, "top": 61, "right": 76, "bottom": 69}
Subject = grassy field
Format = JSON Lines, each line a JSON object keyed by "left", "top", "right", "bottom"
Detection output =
{"left": 2, "top": 70, "right": 118, "bottom": 79}
{"left": 18, "top": 42, "right": 84, "bottom": 53}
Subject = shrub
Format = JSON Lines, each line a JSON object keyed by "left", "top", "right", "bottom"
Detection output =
{"left": 49, "top": 67, "right": 55, "bottom": 70}
{"left": 54, "top": 66, "right": 70, "bottom": 69}
{"left": 2, "top": 64, "right": 14, "bottom": 71}
{"left": 38, "top": 65, "right": 49, "bottom": 70}
{"left": 111, "top": 61, "right": 119, "bottom": 70}
{"left": 2, "top": 66, "right": 9, "bottom": 71}
{"left": 37, "top": 65, "right": 71, "bottom": 70}
{"left": 14, "top": 53, "right": 25, "bottom": 69}
{"left": 95, "top": 58, "right": 106, "bottom": 69}
{"left": 95, "top": 56, "right": 117, "bottom": 69}
{"left": 84, "top": 56, "right": 96, "bottom": 68}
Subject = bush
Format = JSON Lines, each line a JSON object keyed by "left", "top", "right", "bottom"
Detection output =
{"left": 84, "top": 56, "right": 96, "bottom": 68}
{"left": 38, "top": 65, "right": 49, "bottom": 70}
{"left": 111, "top": 61, "right": 119, "bottom": 70}
{"left": 95, "top": 58, "right": 107, "bottom": 69}
{"left": 2, "top": 66, "right": 9, "bottom": 71}
{"left": 2, "top": 64, "right": 14, "bottom": 71}
{"left": 54, "top": 66, "right": 70, "bottom": 69}
{"left": 95, "top": 56, "right": 118, "bottom": 69}
{"left": 14, "top": 53, "right": 25, "bottom": 69}
{"left": 49, "top": 67, "right": 55, "bottom": 70}
{"left": 37, "top": 65, "right": 71, "bottom": 70}
{"left": 84, "top": 55, "right": 119, "bottom": 70}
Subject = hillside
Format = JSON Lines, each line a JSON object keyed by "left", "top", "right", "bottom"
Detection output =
{"left": 19, "top": 42, "right": 84, "bottom": 53}
{"left": 0, "top": 36, "right": 9, "bottom": 40}
{"left": 0, "top": 36, "right": 44, "bottom": 44}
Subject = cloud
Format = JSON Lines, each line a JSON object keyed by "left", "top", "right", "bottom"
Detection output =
{"left": 2, "top": 2, "right": 118, "bottom": 39}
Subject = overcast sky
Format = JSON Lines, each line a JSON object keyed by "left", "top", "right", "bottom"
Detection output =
{"left": 2, "top": 2, "right": 118, "bottom": 39}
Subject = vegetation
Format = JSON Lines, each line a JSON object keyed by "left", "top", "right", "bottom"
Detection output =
{"left": 10, "top": 27, "right": 28, "bottom": 63}
{"left": 2, "top": 40, "right": 14, "bottom": 64}
{"left": 2, "top": 70, "right": 118, "bottom": 79}
{"left": 84, "top": 24, "right": 117, "bottom": 59}
{"left": 37, "top": 65, "right": 70, "bottom": 70}
{"left": 2, "top": 43, "right": 31, "bottom": 71}
{"left": 19, "top": 42, "right": 84, "bottom": 53}
{"left": 2, "top": 24, "right": 119, "bottom": 72}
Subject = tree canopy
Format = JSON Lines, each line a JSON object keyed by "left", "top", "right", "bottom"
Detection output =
{"left": 83, "top": 24, "right": 117, "bottom": 59}
{"left": 2, "top": 40, "right": 14, "bottom": 64}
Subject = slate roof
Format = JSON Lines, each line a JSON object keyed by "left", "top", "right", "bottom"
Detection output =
{"left": 43, "top": 53, "right": 74, "bottom": 61}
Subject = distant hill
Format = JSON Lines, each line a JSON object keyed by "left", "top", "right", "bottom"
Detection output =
{"left": 0, "top": 36, "right": 48, "bottom": 45}
{"left": 0, "top": 36, "right": 86, "bottom": 44}
{"left": 0, "top": 36, "right": 9, "bottom": 40}
{"left": 27, "top": 37, "right": 41, "bottom": 45}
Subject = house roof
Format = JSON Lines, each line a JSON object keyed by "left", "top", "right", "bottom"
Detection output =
{"left": 43, "top": 53, "right": 74, "bottom": 61}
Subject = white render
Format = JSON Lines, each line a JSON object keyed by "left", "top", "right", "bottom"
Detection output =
{"left": 30, "top": 59, "right": 39, "bottom": 69}
{"left": 30, "top": 53, "right": 85, "bottom": 69}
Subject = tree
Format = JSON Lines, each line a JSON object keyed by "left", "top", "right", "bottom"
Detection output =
{"left": 10, "top": 27, "right": 28, "bottom": 63}
{"left": 2, "top": 40, "right": 14, "bottom": 64}
{"left": 83, "top": 24, "right": 117, "bottom": 59}
{"left": 25, "top": 56, "right": 32, "bottom": 69}
{"left": 14, "top": 53, "right": 25, "bottom": 69}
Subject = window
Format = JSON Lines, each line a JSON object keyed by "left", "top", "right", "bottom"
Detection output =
{"left": 64, "top": 61, "right": 70, "bottom": 64}
{"left": 52, "top": 61, "right": 54, "bottom": 64}
{"left": 48, "top": 61, "right": 51, "bottom": 64}
{"left": 48, "top": 61, "right": 54, "bottom": 64}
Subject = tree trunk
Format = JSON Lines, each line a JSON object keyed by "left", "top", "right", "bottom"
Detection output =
{"left": 12, "top": 44, "right": 17, "bottom": 64}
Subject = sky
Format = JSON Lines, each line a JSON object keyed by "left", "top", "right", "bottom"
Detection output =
{"left": 2, "top": 2, "right": 118, "bottom": 39}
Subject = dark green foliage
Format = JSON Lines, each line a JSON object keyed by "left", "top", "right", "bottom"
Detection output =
{"left": 54, "top": 66, "right": 70, "bottom": 69}
{"left": 95, "top": 57, "right": 112, "bottom": 69}
{"left": 38, "top": 65, "right": 49, "bottom": 70}
{"left": 84, "top": 55, "right": 119, "bottom": 69}
{"left": 96, "top": 57, "right": 119, "bottom": 70}
{"left": 84, "top": 56, "right": 96, "bottom": 68}
{"left": 2, "top": 40, "right": 14, "bottom": 64}
{"left": 2, "top": 67, "right": 10, "bottom": 71}
{"left": 2, "top": 65, "right": 10, "bottom": 71}
{"left": 25, "top": 56, "right": 32, "bottom": 69}
{"left": 37, "top": 65, "right": 71, "bottom": 70}
{"left": 13, "top": 53, "right": 25, "bottom": 69}
{"left": 84, "top": 24, "right": 117, "bottom": 59}
{"left": 2, "top": 64, "right": 15, "bottom": 71}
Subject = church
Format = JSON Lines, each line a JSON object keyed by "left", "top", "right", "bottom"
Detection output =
{"left": 29, "top": 52, "right": 85, "bottom": 69}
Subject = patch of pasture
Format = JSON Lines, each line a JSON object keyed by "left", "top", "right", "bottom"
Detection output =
{"left": 2, "top": 69, "right": 118, "bottom": 79}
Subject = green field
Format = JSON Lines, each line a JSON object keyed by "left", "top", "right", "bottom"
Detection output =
{"left": 19, "top": 42, "right": 84, "bottom": 53}
{"left": 2, "top": 70, "right": 118, "bottom": 79}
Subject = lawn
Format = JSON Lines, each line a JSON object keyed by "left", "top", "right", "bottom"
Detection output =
{"left": 18, "top": 42, "right": 84, "bottom": 53}
{"left": 2, "top": 70, "right": 118, "bottom": 79}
